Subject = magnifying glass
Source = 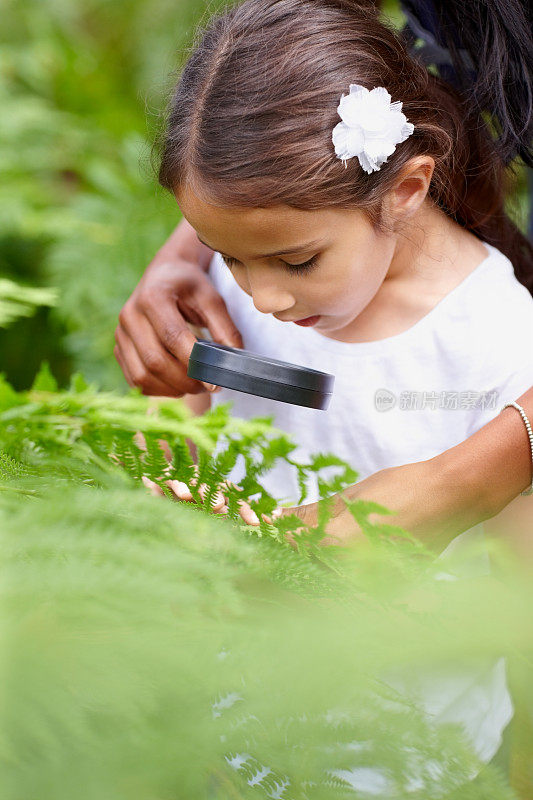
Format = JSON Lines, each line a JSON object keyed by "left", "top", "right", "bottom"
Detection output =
{"left": 187, "top": 339, "right": 334, "bottom": 410}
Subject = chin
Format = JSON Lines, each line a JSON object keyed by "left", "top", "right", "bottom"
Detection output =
{"left": 314, "top": 316, "right": 337, "bottom": 330}
{"left": 315, "top": 314, "right": 352, "bottom": 334}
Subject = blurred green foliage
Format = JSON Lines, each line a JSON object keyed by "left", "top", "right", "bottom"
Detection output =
{"left": 0, "top": 0, "right": 233, "bottom": 389}
{"left": 1, "top": 362, "right": 531, "bottom": 798}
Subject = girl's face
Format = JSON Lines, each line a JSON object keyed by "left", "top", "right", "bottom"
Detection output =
{"left": 175, "top": 184, "right": 397, "bottom": 335}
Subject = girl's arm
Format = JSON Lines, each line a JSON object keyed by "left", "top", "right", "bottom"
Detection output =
{"left": 479, "top": 390, "right": 533, "bottom": 562}
{"left": 283, "top": 387, "right": 533, "bottom": 555}
{"left": 451, "top": 387, "right": 533, "bottom": 512}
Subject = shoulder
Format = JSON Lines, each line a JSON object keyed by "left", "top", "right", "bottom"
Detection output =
{"left": 471, "top": 243, "right": 533, "bottom": 336}
{"left": 444, "top": 242, "right": 532, "bottom": 332}
{"left": 463, "top": 243, "right": 533, "bottom": 401}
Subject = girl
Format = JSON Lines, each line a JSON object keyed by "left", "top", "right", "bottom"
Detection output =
{"left": 122, "top": 0, "right": 533, "bottom": 792}
{"left": 154, "top": 0, "right": 533, "bottom": 510}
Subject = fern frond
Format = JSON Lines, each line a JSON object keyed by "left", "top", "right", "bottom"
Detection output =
{"left": 0, "top": 278, "right": 58, "bottom": 328}
{"left": 0, "top": 451, "right": 27, "bottom": 481}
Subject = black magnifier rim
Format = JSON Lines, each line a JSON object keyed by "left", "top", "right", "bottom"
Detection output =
{"left": 187, "top": 339, "right": 334, "bottom": 410}
{"left": 189, "top": 339, "right": 334, "bottom": 392}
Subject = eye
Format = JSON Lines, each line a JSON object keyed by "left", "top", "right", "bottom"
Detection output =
{"left": 283, "top": 255, "right": 319, "bottom": 276}
{"left": 221, "top": 255, "right": 319, "bottom": 276}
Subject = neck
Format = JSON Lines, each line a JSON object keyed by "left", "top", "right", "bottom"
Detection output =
{"left": 320, "top": 201, "right": 488, "bottom": 343}
{"left": 386, "top": 201, "right": 462, "bottom": 284}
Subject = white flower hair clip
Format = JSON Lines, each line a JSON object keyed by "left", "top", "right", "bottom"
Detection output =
{"left": 332, "top": 84, "right": 415, "bottom": 173}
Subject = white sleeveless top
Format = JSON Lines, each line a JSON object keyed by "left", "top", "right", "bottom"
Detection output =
{"left": 206, "top": 242, "right": 533, "bottom": 782}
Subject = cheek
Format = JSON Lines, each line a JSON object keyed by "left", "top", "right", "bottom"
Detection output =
{"left": 226, "top": 264, "right": 251, "bottom": 295}
{"left": 319, "top": 248, "right": 390, "bottom": 312}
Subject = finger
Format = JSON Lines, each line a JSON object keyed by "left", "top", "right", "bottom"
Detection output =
{"left": 141, "top": 294, "right": 204, "bottom": 372}
{"left": 219, "top": 479, "right": 243, "bottom": 493}
{"left": 158, "top": 439, "right": 174, "bottom": 465}
{"left": 208, "top": 490, "right": 227, "bottom": 512}
{"left": 121, "top": 313, "right": 202, "bottom": 396}
{"left": 183, "top": 280, "right": 244, "bottom": 349}
{"left": 166, "top": 480, "right": 194, "bottom": 501}
{"left": 260, "top": 508, "right": 283, "bottom": 525}
{"left": 196, "top": 484, "right": 227, "bottom": 511}
{"left": 134, "top": 431, "right": 147, "bottom": 451}
{"left": 211, "top": 496, "right": 227, "bottom": 512}
{"left": 198, "top": 483, "right": 225, "bottom": 510}
{"left": 114, "top": 343, "right": 136, "bottom": 389}
{"left": 238, "top": 500, "right": 260, "bottom": 526}
{"left": 115, "top": 326, "right": 182, "bottom": 397}
{"left": 167, "top": 475, "right": 226, "bottom": 511}
{"left": 116, "top": 324, "right": 185, "bottom": 397}
{"left": 141, "top": 475, "right": 165, "bottom": 497}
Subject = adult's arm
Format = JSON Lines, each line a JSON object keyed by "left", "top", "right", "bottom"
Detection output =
{"left": 151, "top": 217, "right": 215, "bottom": 273}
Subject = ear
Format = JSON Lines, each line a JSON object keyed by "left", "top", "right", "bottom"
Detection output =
{"left": 382, "top": 156, "right": 435, "bottom": 226}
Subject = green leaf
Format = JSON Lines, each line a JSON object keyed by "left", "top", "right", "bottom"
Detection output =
{"left": 31, "top": 361, "right": 59, "bottom": 392}
{"left": 0, "top": 373, "right": 22, "bottom": 411}
{"left": 0, "top": 278, "right": 58, "bottom": 328}
{"left": 69, "top": 372, "right": 92, "bottom": 393}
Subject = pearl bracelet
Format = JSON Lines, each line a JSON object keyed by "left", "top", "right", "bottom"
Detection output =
{"left": 500, "top": 402, "right": 533, "bottom": 496}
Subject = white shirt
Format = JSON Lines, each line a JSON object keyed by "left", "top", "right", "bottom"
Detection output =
{"left": 206, "top": 241, "right": 532, "bottom": 784}
{"left": 207, "top": 242, "right": 533, "bottom": 506}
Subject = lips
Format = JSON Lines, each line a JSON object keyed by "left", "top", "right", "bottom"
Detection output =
{"left": 273, "top": 313, "right": 321, "bottom": 326}
{"left": 292, "top": 315, "right": 321, "bottom": 327}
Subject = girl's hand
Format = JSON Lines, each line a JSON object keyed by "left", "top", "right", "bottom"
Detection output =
{"left": 114, "top": 257, "right": 243, "bottom": 397}
{"left": 133, "top": 432, "right": 282, "bottom": 528}
{"left": 141, "top": 467, "right": 283, "bottom": 527}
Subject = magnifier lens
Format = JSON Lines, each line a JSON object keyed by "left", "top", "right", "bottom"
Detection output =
{"left": 187, "top": 339, "right": 334, "bottom": 410}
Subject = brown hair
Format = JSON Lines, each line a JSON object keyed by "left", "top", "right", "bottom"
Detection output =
{"left": 158, "top": 0, "right": 533, "bottom": 293}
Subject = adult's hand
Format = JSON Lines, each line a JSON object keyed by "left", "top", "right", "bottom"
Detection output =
{"left": 114, "top": 222, "right": 243, "bottom": 397}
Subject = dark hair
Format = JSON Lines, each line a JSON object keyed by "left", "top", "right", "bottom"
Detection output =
{"left": 399, "top": 0, "right": 532, "bottom": 168}
{"left": 158, "top": 0, "right": 533, "bottom": 293}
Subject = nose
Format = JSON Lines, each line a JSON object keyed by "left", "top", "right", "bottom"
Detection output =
{"left": 248, "top": 272, "right": 295, "bottom": 316}
{"left": 251, "top": 287, "right": 295, "bottom": 316}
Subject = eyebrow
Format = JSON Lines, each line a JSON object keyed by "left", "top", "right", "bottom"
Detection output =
{"left": 196, "top": 235, "right": 323, "bottom": 259}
